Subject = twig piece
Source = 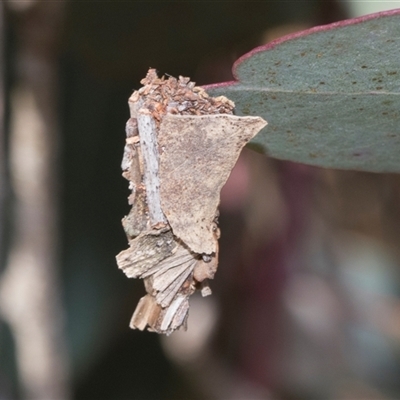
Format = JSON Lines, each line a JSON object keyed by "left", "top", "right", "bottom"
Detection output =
{"left": 137, "top": 111, "right": 167, "bottom": 226}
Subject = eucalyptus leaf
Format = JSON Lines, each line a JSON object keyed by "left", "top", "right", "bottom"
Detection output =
{"left": 206, "top": 9, "right": 400, "bottom": 173}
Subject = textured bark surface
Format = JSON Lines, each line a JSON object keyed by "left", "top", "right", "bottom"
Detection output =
{"left": 116, "top": 69, "right": 267, "bottom": 334}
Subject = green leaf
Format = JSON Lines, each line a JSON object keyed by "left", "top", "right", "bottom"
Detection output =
{"left": 206, "top": 9, "right": 400, "bottom": 173}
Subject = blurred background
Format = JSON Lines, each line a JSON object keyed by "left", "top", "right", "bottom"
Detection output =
{"left": 1, "top": 1, "right": 400, "bottom": 399}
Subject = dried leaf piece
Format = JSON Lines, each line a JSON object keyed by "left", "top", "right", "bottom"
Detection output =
{"left": 159, "top": 114, "right": 267, "bottom": 255}
{"left": 116, "top": 69, "right": 267, "bottom": 334}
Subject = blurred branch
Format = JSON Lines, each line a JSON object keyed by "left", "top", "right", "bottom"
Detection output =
{"left": 0, "top": 0, "right": 4, "bottom": 263}
{"left": 0, "top": 1, "right": 70, "bottom": 399}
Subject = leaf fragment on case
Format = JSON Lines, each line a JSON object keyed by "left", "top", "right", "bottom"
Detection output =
{"left": 159, "top": 114, "right": 268, "bottom": 255}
